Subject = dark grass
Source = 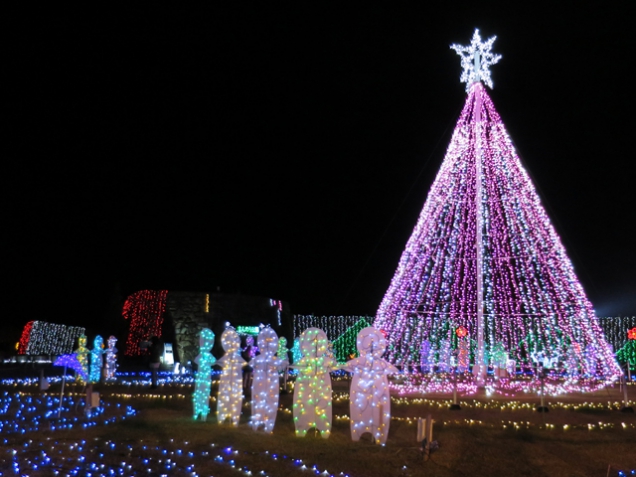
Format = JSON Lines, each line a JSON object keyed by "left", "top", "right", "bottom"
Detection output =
{"left": 1, "top": 377, "right": 635, "bottom": 476}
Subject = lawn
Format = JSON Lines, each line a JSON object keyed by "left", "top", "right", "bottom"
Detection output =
{"left": 1, "top": 371, "right": 634, "bottom": 476}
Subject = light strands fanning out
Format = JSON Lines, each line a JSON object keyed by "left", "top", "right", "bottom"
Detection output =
{"left": 374, "top": 30, "right": 621, "bottom": 392}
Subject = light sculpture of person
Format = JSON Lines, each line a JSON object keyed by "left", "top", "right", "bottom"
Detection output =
{"left": 291, "top": 327, "right": 337, "bottom": 438}
{"left": 420, "top": 339, "right": 431, "bottom": 373}
{"left": 343, "top": 326, "right": 398, "bottom": 445}
{"left": 104, "top": 335, "right": 118, "bottom": 381}
{"left": 75, "top": 335, "right": 90, "bottom": 384}
{"left": 250, "top": 327, "right": 288, "bottom": 433}
{"left": 216, "top": 327, "right": 246, "bottom": 426}
{"left": 89, "top": 335, "right": 104, "bottom": 383}
{"left": 193, "top": 328, "right": 216, "bottom": 421}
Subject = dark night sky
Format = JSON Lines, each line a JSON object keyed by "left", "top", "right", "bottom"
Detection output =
{"left": 5, "top": 4, "right": 635, "bottom": 334}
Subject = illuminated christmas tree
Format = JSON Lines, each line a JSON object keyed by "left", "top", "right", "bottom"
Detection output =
{"left": 374, "top": 30, "right": 620, "bottom": 388}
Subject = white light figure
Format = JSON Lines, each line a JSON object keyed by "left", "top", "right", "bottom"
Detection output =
{"left": 344, "top": 327, "right": 398, "bottom": 445}
{"left": 193, "top": 328, "right": 216, "bottom": 421}
{"left": 216, "top": 327, "right": 246, "bottom": 426}
{"left": 291, "top": 327, "right": 337, "bottom": 438}
{"left": 104, "top": 335, "right": 118, "bottom": 381}
{"left": 451, "top": 29, "right": 502, "bottom": 91}
{"left": 250, "top": 327, "right": 288, "bottom": 433}
{"left": 89, "top": 335, "right": 104, "bottom": 383}
{"left": 457, "top": 337, "right": 470, "bottom": 373}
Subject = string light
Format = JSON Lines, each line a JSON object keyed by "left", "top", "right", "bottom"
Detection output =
{"left": 89, "top": 335, "right": 104, "bottom": 383}
{"left": 216, "top": 327, "right": 246, "bottom": 426}
{"left": 104, "top": 336, "right": 118, "bottom": 381}
{"left": 250, "top": 328, "right": 288, "bottom": 433}
{"left": 374, "top": 31, "right": 621, "bottom": 392}
{"left": 193, "top": 328, "right": 216, "bottom": 421}
{"left": 122, "top": 290, "right": 168, "bottom": 356}
{"left": 344, "top": 327, "right": 398, "bottom": 444}
{"left": 291, "top": 328, "right": 338, "bottom": 438}
{"left": 17, "top": 321, "right": 85, "bottom": 356}
{"left": 74, "top": 335, "right": 90, "bottom": 384}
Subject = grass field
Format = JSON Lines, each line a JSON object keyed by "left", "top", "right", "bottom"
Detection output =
{"left": 1, "top": 371, "right": 635, "bottom": 476}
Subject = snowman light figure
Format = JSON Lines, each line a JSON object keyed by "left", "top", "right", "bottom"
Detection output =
{"left": 291, "top": 327, "right": 338, "bottom": 438}
{"left": 344, "top": 326, "right": 398, "bottom": 445}
{"left": 216, "top": 327, "right": 246, "bottom": 426}
{"left": 250, "top": 327, "right": 288, "bottom": 433}
{"left": 193, "top": 328, "right": 216, "bottom": 421}
{"left": 104, "top": 336, "right": 118, "bottom": 381}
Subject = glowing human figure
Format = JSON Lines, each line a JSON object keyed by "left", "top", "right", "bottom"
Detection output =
{"left": 89, "top": 335, "right": 104, "bottom": 383}
{"left": 291, "top": 327, "right": 337, "bottom": 438}
{"left": 193, "top": 328, "right": 216, "bottom": 421}
{"left": 249, "top": 327, "right": 288, "bottom": 433}
{"left": 75, "top": 335, "right": 90, "bottom": 384}
{"left": 344, "top": 327, "right": 398, "bottom": 445}
{"left": 104, "top": 336, "right": 118, "bottom": 381}
{"left": 216, "top": 328, "right": 246, "bottom": 426}
{"left": 420, "top": 339, "right": 432, "bottom": 373}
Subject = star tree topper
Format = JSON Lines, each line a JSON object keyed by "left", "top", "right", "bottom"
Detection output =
{"left": 451, "top": 29, "right": 502, "bottom": 91}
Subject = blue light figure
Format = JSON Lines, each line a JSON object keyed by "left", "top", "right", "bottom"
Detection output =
{"left": 193, "top": 328, "right": 216, "bottom": 421}
{"left": 90, "top": 335, "right": 104, "bottom": 383}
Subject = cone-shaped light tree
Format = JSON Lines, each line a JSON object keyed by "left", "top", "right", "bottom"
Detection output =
{"left": 374, "top": 30, "right": 620, "bottom": 388}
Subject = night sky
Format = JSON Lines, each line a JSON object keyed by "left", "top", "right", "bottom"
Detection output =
{"left": 6, "top": 4, "right": 635, "bottom": 335}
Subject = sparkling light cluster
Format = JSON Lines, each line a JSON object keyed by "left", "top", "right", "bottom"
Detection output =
{"left": 374, "top": 77, "right": 621, "bottom": 390}
{"left": 343, "top": 327, "right": 397, "bottom": 444}
{"left": 216, "top": 328, "right": 246, "bottom": 426}
{"left": 451, "top": 29, "right": 501, "bottom": 91}
{"left": 332, "top": 318, "right": 371, "bottom": 363}
{"left": 598, "top": 316, "right": 636, "bottom": 351}
{"left": 294, "top": 316, "right": 374, "bottom": 341}
{"left": 17, "top": 320, "right": 85, "bottom": 355}
{"left": 104, "top": 336, "right": 118, "bottom": 381}
{"left": 292, "top": 328, "right": 338, "bottom": 438}
{"left": 90, "top": 335, "right": 104, "bottom": 383}
{"left": 250, "top": 327, "right": 288, "bottom": 433}
{"left": 74, "top": 335, "right": 90, "bottom": 383}
{"left": 122, "top": 289, "right": 168, "bottom": 356}
{"left": 193, "top": 328, "right": 216, "bottom": 421}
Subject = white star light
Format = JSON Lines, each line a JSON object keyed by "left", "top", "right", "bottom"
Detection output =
{"left": 451, "top": 29, "right": 502, "bottom": 91}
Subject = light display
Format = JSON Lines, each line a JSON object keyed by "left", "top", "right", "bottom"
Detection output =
{"left": 450, "top": 29, "right": 501, "bottom": 91}
{"left": 104, "top": 336, "right": 118, "bottom": 381}
{"left": 53, "top": 353, "right": 87, "bottom": 381}
{"left": 89, "top": 335, "right": 104, "bottom": 383}
{"left": 17, "top": 320, "right": 85, "bottom": 355}
{"left": 291, "top": 327, "right": 338, "bottom": 438}
{"left": 250, "top": 328, "right": 288, "bottom": 433}
{"left": 216, "top": 327, "right": 246, "bottom": 426}
{"left": 343, "top": 327, "right": 398, "bottom": 445}
{"left": 290, "top": 338, "right": 301, "bottom": 364}
{"left": 74, "top": 335, "right": 90, "bottom": 384}
{"left": 616, "top": 327, "right": 636, "bottom": 367}
{"left": 598, "top": 316, "right": 636, "bottom": 352}
{"left": 332, "top": 318, "right": 371, "bottom": 364}
{"left": 122, "top": 290, "right": 168, "bottom": 356}
{"left": 374, "top": 30, "right": 621, "bottom": 391}
{"left": 294, "top": 316, "right": 374, "bottom": 341}
{"left": 193, "top": 328, "right": 216, "bottom": 421}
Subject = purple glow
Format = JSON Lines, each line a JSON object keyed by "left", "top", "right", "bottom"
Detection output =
{"left": 53, "top": 354, "right": 88, "bottom": 381}
{"left": 374, "top": 82, "right": 620, "bottom": 389}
